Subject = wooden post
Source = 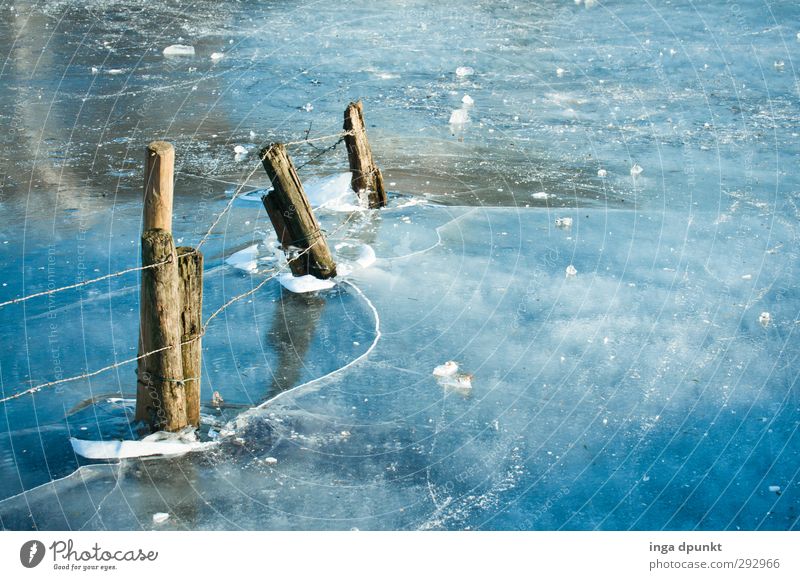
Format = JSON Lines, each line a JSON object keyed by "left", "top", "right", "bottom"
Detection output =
{"left": 177, "top": 246, "right": 203, "bottom": 428}
{"left": 136, "top": 229, "right": 187, "bottom": 432}
{"left": 343, "top": 100, "right": 387, "bottom": 208}
{"left": 143, "top": 141, "right": 175, "bottom": 231}
{"left": 260, "top": 143, "right": 337, "bottom": 279}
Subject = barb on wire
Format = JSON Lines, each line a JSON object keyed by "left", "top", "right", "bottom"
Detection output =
{"left": 0, "top": 259, "right": 170, "bottom": 310}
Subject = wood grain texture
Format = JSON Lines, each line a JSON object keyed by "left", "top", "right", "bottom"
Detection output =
{"left": 343, "top": 100, "right": 387, "bottom": 208}
{"left": 135, "top": 229, "right": 187, "bottom": 432}
{"left": 177, "top": 246, "right": 203, "bottom": 428}
{"left": 143, "top": 141, "right": 174, "bottom": 232}
{"left": 260, "top": 143, "right": 337, "bottom": 279}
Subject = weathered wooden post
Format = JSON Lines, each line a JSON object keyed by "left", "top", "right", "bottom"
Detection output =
{"left": 135, "top": 141, "right": 189, "bottom": 432}
{"left": 260, "top": 143, "right": 337, "bottom": 279}
{"left": 343, "top": 100, "right": 387, "bottom": 208}
{"left": 142, "top": 141, "right": 174, "bottom": 231}
{"left": 177, "top": 246, "right": 203, "bottom": 428}
{"left": 137, "top": 230, "right": 187, "bottom": 431}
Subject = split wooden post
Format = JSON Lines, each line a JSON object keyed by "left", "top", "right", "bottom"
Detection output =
{"left": 343, "top": 100, "right": 387, "bottom": 208}
{"left": 177, "top": 246, "right": 203, "bottom": 428}
{"left": 260, "top": 143, "right": 337, "bottom": 279}
{"left": 135, "top": 141, "right": 190, "bottom": 432}
{"left": 136, "top": 229, "right": 187, "bottom": 431}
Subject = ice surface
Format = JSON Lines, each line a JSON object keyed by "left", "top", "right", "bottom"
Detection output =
{"left": 0, "top": 0, "right": 798, "bottom": 532}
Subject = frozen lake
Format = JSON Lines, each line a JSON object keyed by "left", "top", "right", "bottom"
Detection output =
{"left": 0, "top": 0, "right": 798, "bottom": 530}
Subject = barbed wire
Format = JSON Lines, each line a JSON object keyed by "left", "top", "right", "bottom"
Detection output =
{"left": 0, "top": 202, "right": 360, "bottom": 406}
{"left": 0, "top": 129, "right": 354, "bottom": 307}
{"left": 0, "top": 259, "right": 171, "bottom": 309}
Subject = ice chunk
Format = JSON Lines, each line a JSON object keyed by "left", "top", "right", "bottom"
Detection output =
{"left": 162, "top": 44, "right": 195, "bottom": 57}
{"left": 233, "top": 145, "right": 247, "bottom": 155}
{"left": 555, "top": 217, "right": 573, "bottom": 228}
{"left": 461, "top": 94, "right": 474, "bottom": 106}
{"left": 70, "top": 428, "right": 215, "bottom": 460}
{"left": 278, "top": 273, "right": 336, "bottom": 293}
{"left": 355, "top": 244, "right": 376, "bottom": 269}
{"left": 768, "top": 485, "right": 781, "bottom": 494}
{"left": 630, "top": 164, "right": 644, "bottom": 176}
{"left": 556, "top": 67, "right": 566, "bottom": 77}
{"left": 433, "top": 361, "right": 459, "bottom": 377}
{"left": 210, "top": 52, "right": 224, "bottom": 61}
{"left": 302, "top": 102, "right": 314, "bottom": 112}
{"left": 565, "top": 264, "right": 578, "bottom": 277}
{"left": 759, "top": 312, "right": 771, "bottom": 327}
{"left": 225, "top": 244, "right": 259, "bottom": 273}
{"left": 335, "top": 243, "right": 377, "bottom": 276}
{"left": 438, "top": 373, "right": 473, "bottom": 393}
{"left": 152, "top": 512, "right": 170, "bottom": 524}
{"left": 449, "top": 109, "right": 469, "bottom": 125}
{"left": 264, "top": 457, "right": 278, "bottom": 465}
{"left": 455, "top": 66, "right": 474, "bottom": 77}
{"left": 304, "top": 172, "right": 361, "bottom": 211}
{"left": 741, "top": 274, "right": 752, "bottom": 280}
{"left": 597, "top": 168, "right": 608, "bottom": 177}
{"left": 774, "top": 61, "right": 785, "bottom": 69}
{"left": 238, "top": 187, "right": 270, "bottom": 202}
{"left": 531, "top": 191, "right": 552, "bottom": 200}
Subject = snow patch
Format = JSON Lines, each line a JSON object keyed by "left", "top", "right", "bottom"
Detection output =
{"left": 278, "top": 273, "right": 336, "bottom": 294}
{"left": 70, "top": 428, "right": 214, "bottom": 460}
